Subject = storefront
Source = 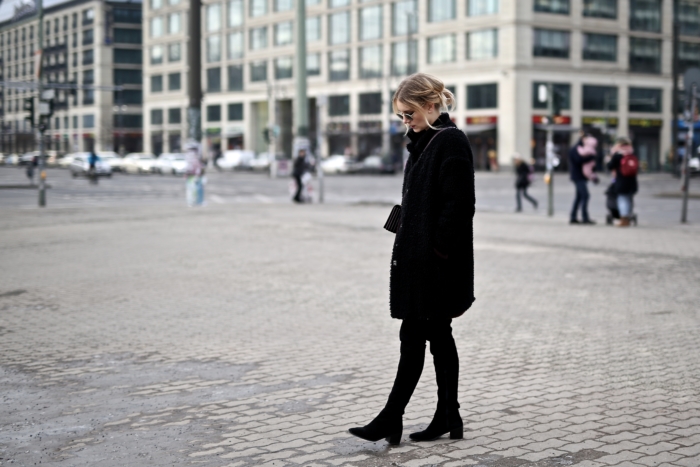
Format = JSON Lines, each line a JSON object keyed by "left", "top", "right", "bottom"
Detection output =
{"left": 628, "top": 118, "right": 662, "bottom": 172}
{"left": 531, "top": 115, "right": 575, "bottom": 171}
{"left": 205, "top": 128, "right": 222, "bottom": 160}
{"left": 357, "top": 121, "right": 382, "bottom": 159}
{"left": 151, "top": 132, "right": 163, "bottom": 156}
{"left": 327, "top": 122, "right": 351, "bottom": 156}
{"left": 224, "top": 126, "right": 245, "bottom": 150}
{"left": 465, "top": 116, "right": 497, "bottom": 170}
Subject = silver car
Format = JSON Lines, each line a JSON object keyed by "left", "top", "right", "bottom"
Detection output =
{"left": 69, "top": 153, "right": 112, "bottom": 178}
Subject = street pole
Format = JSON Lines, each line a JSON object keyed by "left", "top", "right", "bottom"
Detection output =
{"left": 672, "top": 0, "right": 680, "bottom": 174}
{"left": 293, "top": 0, "right": 309, "bottom": 146}
{"left": 681, "top": 84, "right": 695, "bottom": 223}
{"left": 267, "top": 83, "right": 277, "bottom": 178}
{"left": 545, "top": 83, "right": 554, "bottom": 217}
{"left": 187, "top": 0, "right": 202, "bottom": 144}
{"left": 37, "top": 0, "right": 46, "bottom": 207}
{"left": 316, "top": 96, "right": 325, "bottom": 203}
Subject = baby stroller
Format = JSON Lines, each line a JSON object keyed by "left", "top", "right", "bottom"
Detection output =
{"left": 605, "top": 182, "right": 637, "bottom": 226}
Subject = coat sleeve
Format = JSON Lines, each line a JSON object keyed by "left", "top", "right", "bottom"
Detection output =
{"left": 433, "top": 147, "right": 475, "bottom": 255}
{"left": 607, "top": 154, "right": 621, "bottom": 171}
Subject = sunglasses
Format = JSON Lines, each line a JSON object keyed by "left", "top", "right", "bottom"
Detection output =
{"left": 396, "top": 111, "right": 415, "bottom": 121}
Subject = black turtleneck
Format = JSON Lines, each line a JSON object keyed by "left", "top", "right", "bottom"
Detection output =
{"left": 405, "top": 113, "right": 455, "bottom": 161}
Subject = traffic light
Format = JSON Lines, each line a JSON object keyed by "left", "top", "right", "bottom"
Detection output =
{"left": 23, "top": 98, "right": 34, "bottom": 125}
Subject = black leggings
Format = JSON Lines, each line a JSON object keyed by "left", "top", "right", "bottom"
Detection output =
{"left": 384, "top": 318, "right": 459, "bottom": 416}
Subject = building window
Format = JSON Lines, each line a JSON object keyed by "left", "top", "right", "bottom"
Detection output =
{"left": 151, "top": 45, "right": 164, "bottom": 64}
{"left": 307, "top": 53, "right": 321, "bottom": 75}
{"left": 83, "top": 29, "right": 94, "bottom": 45}
{"left": 307, "top": 17, "right": 321, "bottom": 42}
{"left": 467, "top": 83, "right": 497, "bottom": 109}
{"left": 207, "top": 67, "right": 222, "bottom": 91}
{"left": 393, "top": 0, "right": 418, "bottom": 36}
{"left": 629, "top": 87, "right": 661, "bottom": 112}
{"left": 114, "top": 28, "right": 142, "bottom": 44}
{"left": 168, "top": 13, "right": 181, "bottom": 34}
{"left": 152, "top": 0, "right": 163, "bottom": 9}
{"left": 582, "top": 33, "right": 617, "bottom": 61}
{"left": 359, "top": 92, "right": 381, "bottom": 114}
{"left": 116, "top": 115, "right": 142, "bottom": 128}
{"left": 275, "top": 22, "right": 293, "bottom": 46}
{"left": 151, "top": 75, "right": 163, "bottom": 92}
{"left": 169, "top": 43, "right": 181, "bottom": 61}
{"left": 113, "top": 8, "right": 142, "bottom": 24}
{"left": 629, "top": 37, "right": 661, "bottom": 73}
{"left": 250, "top": 27, "right": 268, "bottom": 50}
{"left": 360, "top": 6, "right": 382, "bottom": 41}
{"left": 250, "top": 0, "right": 267, "bottom": 17}
{"left": 307, "top": 0, "right": 320, "bottom": 5}
{"left": 680, "top": 41, "right": 700, "bottom": 72}
{"left": 207, "top": 35, "right": 222, "bottom": 62}
{"left": 207, "top": 4, "right": 222, "bottom": 32}
{"left": 428, "top": 34, "right": 456, "bottom": 64}
{"left": 114, "top": 48, "right": 142, "bottom": 64}
{"left": 329, "top": 12, "right": 350, "bottom": 45}
{"left": 83, "top": 8, "right": 94, "bottom": 24}
{"left": 429, "top": 0, "right": 455, "bottom": 22}
{"left": 228, "top": 32, "right": 244, "bottom": 59}
{"left": 467, "top": 29, "right": 498, "bottom": 60}
{"left": 391, "top": 39, "right": 417, "bottom": 75}
{"left": 328, "top": 95, "right": 350, "bottom": 116}
{"left": 360, "top": 45, "right": 382, "bottom": 78}
{"left": 533, "top": 29, "right": 570, "bottom": 58}
{"left": 82, "top": 49, "right": 94, "bottom": 65}
{"left": 151, "top": 17, "right": 164, "bottom": 37}
{"left": 229, "top": 0, "right": 244, "bottom": 27}
{"left": 115, "top": 90, "right": 143, "bottom": 104}
{"left": 630, "top": 0, "right": 661, "bottom": 32}
{"left": 151, "top": 109, "right": 164, "bottom": 125}
{"left": 83, "top": 89, "right": 94, "bottom": 105}
{"left": 114, "top": 69, "right": 142, "bottom": 85}
{"left": 467, "top": 0, "right": 498, "bottom": 16}
{"left": 329, "top": 49, "right": 350, "bottom": 81}
{"left": 83, "top": 114, "right": 95, "bottom": 128}
{"left": 73, "top": 116, "right": 78, "bottom": 129}
{"left": 583, "top": 0, "right": 617, "bottom": 18}
{"left": 532, "top": 82, "right": 571, "bottom": 109}
{"left": 680, "top": 1, "right": 700, "bottom": 36}
{"left": 582, "top": 85, "right": 618, "bottom": 110}
{"left": 275, "top": 0, "right": 293, "bottom": 11}
{"left": 168, "top": 108, "right": 181, "bottom": 124}
{"left": 329, "top": 0, "right": 350, "bottom": 7}
{"left": 228, "top": 64, "right": 244, "bottom": 90}
{"left": 228, "top": 103, "right": 244, "bottom": 120}
{"left": 168, "top": 72, "right": 181, "bottom": 90}
{"left": 207, "top": 105, "right": 221, "bottom": 121}
{"left": 533, "top": 0, "right": 569, "bottom": 14}
{"left": 275, "top": 56, "right": 293, "bottom": 79}
{"left": 250, "top": 60, "right": 267, "bottom": 81}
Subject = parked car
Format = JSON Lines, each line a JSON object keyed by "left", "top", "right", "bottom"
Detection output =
{"left": 69, "top": 153, "right": 112, "bottom": 178}
{"left": 356, "top": 154, "right": 401, "bottom": 174}
{"left": 122, "top": 153, "right": 157, "bottom": 173}
{"left": 689, "top": 156, "right": 700, "bottom": 174}
{"left": 320, "top": 155, "right": 360, "bottom": 174}
{"left": 58, "top": 153, "right": 77, "bottom": 168}
{"left": 97, "top": 152, "right": 124, "bottom": 172}
{"left": 249, "top": 153, "right": 272, "bottom": 171}
{"left": 20, "top": 151, "right": 61, "bottom": 166}
{"left": 217, "top": 150, "right": 256, "bottom": 170}
{"left": 5, "top": 154, "right": 20, "bottom": 165}
{"left": 154, "top": 153, "right": 187, "bottom": 175}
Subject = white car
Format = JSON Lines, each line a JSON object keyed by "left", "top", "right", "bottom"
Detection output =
{"left": 154, "top": 153, "right": 187, "bottom": 175}
{"left": 97, "top": 152, "right": 124, "bottom": 172}
{"left": 123, "top": 153, "right": 157, "bottom": 174}
{"left": 249, "top": 153, "right": 271, "bottom": 171}
{"left": 217, "top": 150, "right": 256, "bottom": 170}
{"left": 5, "top": 154, "right": 20, "bottom": 165}
{"left": 689, "top": 157, "right": 700, "bottom": 174}
{"left": 69, "top": 153, "right": 112, "bottom": 178}
{"left": 321, "top": 155, "right": 359, "bottom": 174}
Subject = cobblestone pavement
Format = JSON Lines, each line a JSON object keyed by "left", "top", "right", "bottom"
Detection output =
{"left": 1, "top": 202, "right": 699, "bottom": 467}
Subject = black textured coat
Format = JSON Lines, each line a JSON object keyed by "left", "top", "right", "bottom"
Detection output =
{"left": 389, "top": 113, "right": 476, "bottom": 320}
{"left": 606, "top": 153, "right": 638, "bottom": 195}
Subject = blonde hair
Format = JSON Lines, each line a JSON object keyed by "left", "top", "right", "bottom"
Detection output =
{"left": 392, "top": 73, "right": 455, "bottom": 131}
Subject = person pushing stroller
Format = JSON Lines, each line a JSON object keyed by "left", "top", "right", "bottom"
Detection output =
{"left": 605, "top": 137, "right": 638, "bottom": 227}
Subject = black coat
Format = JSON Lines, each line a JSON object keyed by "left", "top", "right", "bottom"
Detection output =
{"left": 389, "top": 113, "right": 475, "bottom": 321}
{"left": 515, "top": 163, "right": 531, "bottom": 189}
{"left": 607, "top": 153, "right": 638, "bottom": 195}
{"left": 568, "top": 145, "right": 595, "bottom": 182}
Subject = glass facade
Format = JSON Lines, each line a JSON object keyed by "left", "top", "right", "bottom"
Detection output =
{"left": 207, "top": 4, "right": 222, "bottom": 32}
{"left": 630, "top": 0, "right": 661, "bottom": 32}
{"left": 392, "top": 0, "right": 418, "bottom": 36}
{"left": 151, "top": 17, "right": 163, "bottom": 37}
{"left": 629, "top": 37, "right": 661, "bottom": 73}
{"left": 428, "top": 34, "right": 456, "bottom": 63}
{"left": 467, "top": 0, "right": 498, "bottom": 16}
{"left": 391, "top": 40, "right": 417, "bottom": 75}
{"left": 582, "top": 33, "right": 617, "bottom": 61}
{"left": 250, "top": 27, "right": 268, "bottom": 49}
{"left": 533, "top": 29, "right": 570, "bottom": 58}
{"left": 429, "top": 0, "right": 455, "bottom": 22}
{"left": 467, "top": 29, "right": 498, "bottom": 60}
{"left": 168, "top": 13, "right": 181, "bottom": 34}
{"left": 229, "top": 0, "right": 244, "bottom": 27}
{"left": 679, "top": 41, "right": 700, "bottom": 72}
{"left": 307, "top": 17, "right": 321, "bottom": 42}
{"left": 228, "top": 64, "right": 244, "bottom": 90}
{"left": 207, "top": 35, "right": 222, "bottom": 62}
{"left": 228, "top": 32, "right": 244, "bottom": 59}
{"left": 629, "top": 87, "right": 662, "bottom": 112}
{"left": 533, "top": 0, "right": 569, "bottom": 14}
{"left": 329, "top": 49, "right": 350, "bottom": 81}
{"left": 275, "top": 56, "right": 293, "bottom": 79}
{"left": 329, "top": 12, "right": 350, "bottom": 45}
{"left": 360, "top": 6, "right": 383, "bottom": 41}
{"left": 250, "top": 60, "right": 267, "bottom": 81}
{"left": 307, "top": 53, "right": 321, "bottom": 75}
{"left": 275, "top": 22, "right": 293, "bottom": 46}
{"left": 250, "top": 0, "right": 268, "bottom": 16}
{"left": 275, "top": 0, "right": 293, "bottom": 11}
{"left": 360, "top": 45, "right": 382, "bottom": 78}
{"left": 680, "top": 1, "right": 700, "bottom": 36}
{"left": 582, "top": 85, "right": 617, "bottom": 110}
{"left": 582, "top": 0, "right": 617, "bottom": 19}
{"left": 467, "top": 83, "right": 497, "bottom": 109}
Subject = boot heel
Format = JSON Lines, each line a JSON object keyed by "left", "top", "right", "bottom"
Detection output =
{"left": 449, "top": 427, "right": 463, "bottom": 439}
{"left": 385, "top": 432, "right": 402, "bottom": 445}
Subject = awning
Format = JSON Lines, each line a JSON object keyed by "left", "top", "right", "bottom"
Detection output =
{"left": 464, "top": 124, "right": 497, "bottom": 133}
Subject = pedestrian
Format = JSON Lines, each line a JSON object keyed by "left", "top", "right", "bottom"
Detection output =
{"left": 514, "top": 154, "right": 537, "bottom": 212}
{"left": 606, "top": 137, "right": 638, "bottom": 227}
{"left": 569, "top": 134, "right": 598, "bottom": 225}
{"left": 26, "top": 155, "right": 37, "bottom": 185}
{"left": 348, "top": 73, "right": 475, "bottom": 445}
{"left": 184, "top": 141, "right": 205, "bottom": 207}
{"left": 292, "top": 149, "right": 307, "bottom": 203}
{"left": 88, "top": 150, "right": 99, "bottom": 185}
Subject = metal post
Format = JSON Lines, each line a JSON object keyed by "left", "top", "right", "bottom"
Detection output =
{"left": 294, "top": 0, "right": 308, "bottom": 141}
{"left": 316, "top": 96, "right": 325, "bottom": 203}
{"left": 681, "top": 84, "right": 695, "bottom": 223}
{"left": 267, "top": 83, "right": 277, "bottom": 178}
{"left": 187, "top": 0, "right": 202, "bottom": 143}
{"left": 672, "top": 0, "right": 680, "bottom": 174}
{"left": 37, "top": 0, "right": 46, "bottom": 207}
{"left": 545, "top": 83, "right": 554, "bottom": 217}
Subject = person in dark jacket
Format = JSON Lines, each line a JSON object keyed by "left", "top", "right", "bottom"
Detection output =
{"left": 514, "top": 155, "right": 537, "bottom": 212}
{"left": 291, "top": 149, "right": 307, "bottom": 203}
{"left": 606, "top": 136, "right": 638, "bottom": 227}
{"left": 348, "top": 73, "right": 475, "bottom": 446}
{"left": 569, "top": 134, "right": 598, "bottom": 224}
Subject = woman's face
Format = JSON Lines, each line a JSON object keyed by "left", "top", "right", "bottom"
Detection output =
{"left": 396, "top": 101, "right": 435, "bottom": 133}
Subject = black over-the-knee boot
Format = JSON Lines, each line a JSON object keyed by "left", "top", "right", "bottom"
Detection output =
{"left": 410, "top": 324, "right": 463, "bottom": 441}
{"left": 348, "top": 322, "right": 426, "bottom": 445}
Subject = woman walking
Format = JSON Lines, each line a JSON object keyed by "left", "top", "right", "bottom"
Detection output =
{"left": 514, "top": 155, "right": 538, "bottom": 212}
{"left": 348, "top": 73, "right": 475, "bottom": 445}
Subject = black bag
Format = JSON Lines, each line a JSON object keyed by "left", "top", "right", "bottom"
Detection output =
{"left": 384, "top": 205, "right": 401, "bottom": 233}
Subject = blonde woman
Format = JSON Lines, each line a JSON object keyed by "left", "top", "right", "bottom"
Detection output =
{"left": 348, "top": 73, "right": 476, "bottom": 445}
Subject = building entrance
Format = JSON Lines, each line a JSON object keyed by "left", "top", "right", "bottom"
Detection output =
{"left": 629, "top": 123, "right": 661, "bottom": 172}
